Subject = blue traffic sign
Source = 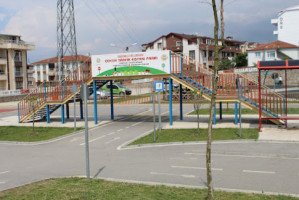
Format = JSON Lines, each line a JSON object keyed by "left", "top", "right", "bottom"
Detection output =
{"left": 155, "top": 81, "right": 164, "bottom": 91}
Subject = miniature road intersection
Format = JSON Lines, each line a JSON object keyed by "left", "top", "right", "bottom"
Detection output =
{"left": 0, "top": 104, "right": 299, "bottom": 197}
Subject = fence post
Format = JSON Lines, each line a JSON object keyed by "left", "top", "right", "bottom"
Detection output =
{"left": 18, "top": 103, "right": 20, "bottom": 123}
{"left": 93, "top": 80, "right": 98, "bottom": 124}
{"left": 180, "top": 84, "right": 183, "bottom": 120}
{"left": 234, "top": 101, "right": 238, "bottom": 124}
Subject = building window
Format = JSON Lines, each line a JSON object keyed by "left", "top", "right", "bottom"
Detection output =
{"left": 36, "top": 65, "right": 40, "bottom": 71}
{"left": 266, "top": 51, "right": 275, "bottom": 59}
{"left": 255, "top": 52, "right": 261, "bottom": 58}
{"left": 28, "top": 73, "right": 33, "bottom": 78}
{"left": 150, "top": 45, "right": 154, "bottom": 49}
{"left": 189, "top": 50, "right": 195, "bottom": 60}
{"left": 49, "top": 63, "right": 55, "bottom": 70}
{"left": 43, "top": 74, "right": 47, "bottom": 80}
{"left": 28, "top": 81, "right": 33, "bottom": 86}
{"left": 16, "top": 81, "right": 23, "bottom": 89}
{"left": 14, "top": 51, "right": 22, "bottom": 62}
{"left": 157, "top": 43, "right": 162, "bottom": 50}
{"left": 43, "top": 64, "right": 46, "bottom": 71}
{"left": 37, "top": 73, "right": 40, "bottom": 80}
{"left": 176, "top": 41, "right": 182, "bottom": 47}
{"left": 188, "top": 41, "right": 193, "bottom": 45}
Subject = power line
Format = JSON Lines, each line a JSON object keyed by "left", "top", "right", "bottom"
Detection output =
{"left": 101, "top": 0, "right": 137, "bottom": 45}
{"left": 82, "top": 0, "right": 128, "bottom": 47}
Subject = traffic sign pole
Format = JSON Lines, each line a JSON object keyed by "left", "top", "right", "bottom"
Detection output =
{"left": 153, "top": 92, "right": 156, "bottom": 142}
{"left": 154, "top": 81, "right": 164, "bottom": 132}
{"left": 158, "top": 91, "right": 161, "bottom": 131}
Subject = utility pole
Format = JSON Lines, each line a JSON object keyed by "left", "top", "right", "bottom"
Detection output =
{"left": 57, "top": 0, "right": 78, "bottom": 80}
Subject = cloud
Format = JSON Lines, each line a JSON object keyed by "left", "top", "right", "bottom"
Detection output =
{"left": 0, "top": 13, "right": 5, "bottom": 21}
{"left": 0, "top": 0, "right": 297, "bottom": 62}
{"left": 3, "top": 5, "right": 56, "bottom": 49}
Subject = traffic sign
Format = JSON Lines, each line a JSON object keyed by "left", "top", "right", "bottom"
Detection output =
{"left": 155, "top": 81, "right": 164, "bottom": 92}
{"left": 71, "top": 83, "right": 78, "bottom": 93}
{"left": 80, "top": 84, "right": 90, "bottom": 100}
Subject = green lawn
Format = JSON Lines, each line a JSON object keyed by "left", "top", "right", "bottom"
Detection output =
{"left": 0, "top": 178, "right": 296, "bottom": 200}
{"left": 0, "top": 126, "right": 82, "bottom": 142}
{"left": 189, "top": 108, "right": 299, "bottom": 115}
{"left": 130, "top": 128, "right": 258, "bottom": 145}
{"left": 189, "top": 108, "right": 257, "bottom": 115}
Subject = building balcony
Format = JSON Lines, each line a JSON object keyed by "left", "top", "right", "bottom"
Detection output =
{"left": 167, "top": 45, "right": 183, "bottom": 52}
{"left": 0, "top": 71, "right": 7, "bottom": 80}
{"left": 0, "top": 57, "right": 6, "bottom": 65}
{"left": 0, "top": 40, "right": 35, "bottom": 51}
{"left": 271, "top": 18, "right": 278, "bottom": 26}
{"left": 48, "top": 71, "right": 56, "bottom": 76}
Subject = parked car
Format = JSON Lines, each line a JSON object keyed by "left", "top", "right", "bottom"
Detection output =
{"left": 101, "top": 83, "right": 131, "bottom": 96}
{"left": 96, "top": 90, "right": 110, "bottom": 98}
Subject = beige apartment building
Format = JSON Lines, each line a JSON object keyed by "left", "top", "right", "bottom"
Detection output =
{"left": 0, "top": 34, "right": 35, "bottom": 90}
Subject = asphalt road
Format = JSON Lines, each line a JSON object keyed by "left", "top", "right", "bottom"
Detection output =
{"left": 0, "top": 104, "right": 299, "bottom": 197}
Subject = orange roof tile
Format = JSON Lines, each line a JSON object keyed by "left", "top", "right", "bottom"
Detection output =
{"left": 248, "top": 40, "right": 298, "bottom": 51}
{"left": 33, "top": 55, "right": 90, "bottom": 64}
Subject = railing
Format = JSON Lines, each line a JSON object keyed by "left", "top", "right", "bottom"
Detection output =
{"left": 19, "top": 58, "right": 92, "bottom": 122}
{"left": 235, "top": 73, "right": 284, "bottom": 117}
{"left": 170, "top": 52, "right": 283, "bottom": 118}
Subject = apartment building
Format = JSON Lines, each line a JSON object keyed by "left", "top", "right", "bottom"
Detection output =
{"left": 142, "top": 32, "right": 256, "bottom": 68}
{"left": 272, "top": 5, "right": 299, "bottom": 46}
{"left": 32, "top": 55, "right": 90, "bottom": 84}
{"left": 0, "top": 34, "right": 35, "bottom": 90}
{"left": 247, "top": 40, "right": 299, "bottom": 66}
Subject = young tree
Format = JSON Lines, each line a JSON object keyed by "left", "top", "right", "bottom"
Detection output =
{"left": 206, "top": 1, "right": 226, "bottom": 199}
{"left": 27, "top": 96, "right": 38, "bottom": 134}
{"left": 190, "top": 89, "right": 204, "bottom": 135}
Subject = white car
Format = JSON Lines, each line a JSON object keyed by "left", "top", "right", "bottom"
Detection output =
{"left": 97, "top": 90, "right": 110, "bottom": 98}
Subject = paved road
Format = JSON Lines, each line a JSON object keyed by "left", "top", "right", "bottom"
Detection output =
{"left": 0, "top": 105, "right": 299, "bottom": 197}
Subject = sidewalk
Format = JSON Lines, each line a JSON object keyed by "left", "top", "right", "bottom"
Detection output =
{"left": 0, "top": 101, "right": 19, "bottom": 108}
{"left": 164, "top": 114, "right": 299, "bottom": 142}
{"left": 0, "top": 115, "right": 110, "bottom": 129}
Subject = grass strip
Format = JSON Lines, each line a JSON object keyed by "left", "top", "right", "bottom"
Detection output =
{"left": 130, "top": 128, "right": 258, "bottom": 145}
{"left": 0, "top": 178, "right": 297, "bottom": 200}
{"left": 0, "top": 126, "right": 82, "bottom": 142}
{"left": 189, "top": 108, "right": 299, "bottom": 115}
{"left": 189, "top": 108, "right": 257, "bottom": 115}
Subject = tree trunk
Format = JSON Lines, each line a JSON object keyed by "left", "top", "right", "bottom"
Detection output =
{"left": 206, "top": 0, "right": 224, "bottom": 199}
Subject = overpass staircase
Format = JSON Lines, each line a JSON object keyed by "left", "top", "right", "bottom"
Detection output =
{"left": 19, "top": 52, "right": 284, "bottom": 125}
{"left": 19, "top": 61, "right": 108, "bottom": 123}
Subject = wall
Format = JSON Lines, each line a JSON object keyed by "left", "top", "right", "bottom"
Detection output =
{"left": 277, "top": 8, "right": 299, "bottom": 46}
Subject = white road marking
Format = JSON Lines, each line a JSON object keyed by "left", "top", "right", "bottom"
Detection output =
{"left": 172, "top": 166, "right": 223, "bottom": 171}
{"left": 0, "top": 171, "right": 10, "bottom": 175}
{"left": 184, "top": 152, "right": 299, "bottom": 160}
{"left": 80, "top": 135, "right": 106, "bottom": 145}
{"left": 117, "top": 129, "right": 123, "bottom": 132}
{"left": 242, "top": 170, "right": 275, "bottom": 174}
{"left": 150, "top": 172, "right": 195, "bottom": 178}
{"left": 0, "top": 181, "right": 5, "bottom": 184}
{"left": 125, "top": 126, "right": 130, "bottom": 129}
{"left": 105, "top": 137, "right": 120, "bottom": 144}
{"left": 131, "top": 121, "right": 145, "bottom": 127}
{"left": 70, "top": 137, "right": 84, "bottom": 142}
{"left": 107, "top": 132, "right": 116, "bottom": 136}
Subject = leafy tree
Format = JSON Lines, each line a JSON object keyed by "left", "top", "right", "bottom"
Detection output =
{"left": 233, "top": 52, "right": 248, "bottom": 67}
{"left": 219, "top": 59, "right": 234, "bottom": 70}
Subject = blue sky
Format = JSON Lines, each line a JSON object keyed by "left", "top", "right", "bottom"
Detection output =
{"left": 0, "top": 0, "right": 298, "bottom": 63}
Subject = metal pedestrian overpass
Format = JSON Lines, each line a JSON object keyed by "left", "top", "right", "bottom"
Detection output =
{"left": 18, "top": 52, "right": 285, "bottom": 128}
